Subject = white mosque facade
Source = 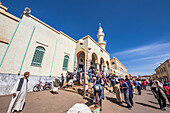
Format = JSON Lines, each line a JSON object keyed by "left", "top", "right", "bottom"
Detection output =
{"left": 0, "top": 4, "right": 112, "bottom": 77}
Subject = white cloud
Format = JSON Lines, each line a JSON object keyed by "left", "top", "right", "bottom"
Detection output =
{"left": 112, "top": 42, "right": 170, "bottom": 57}
{"left": 111, "top": 42, "right": 170, "bottom": 76}
{"left": 125, "top": 53, "right": 170, "bottom": 63}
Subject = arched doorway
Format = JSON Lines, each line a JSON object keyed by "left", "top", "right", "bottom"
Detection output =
{"left": 91, "top": 53, "right": 98, "bottom": 69}
{"left": 77, "top": 51, "right": 85, "bottom": 71}
{"left": 100, "top": 57, "right": 105, "bottom": 71}
{"left": 106, "top": 61, "right": 110, "bottom": 69}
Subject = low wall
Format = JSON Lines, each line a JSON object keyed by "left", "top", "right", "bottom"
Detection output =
{"left": 0, "top": 73, "right": 55, "bottom": 95}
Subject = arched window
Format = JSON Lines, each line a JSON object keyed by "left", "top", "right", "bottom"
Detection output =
{"left": 31, "top": 46, "right": 45, "bottom": 67}
{"left": 63, "top": 55, "right": 69, "bottom": 70}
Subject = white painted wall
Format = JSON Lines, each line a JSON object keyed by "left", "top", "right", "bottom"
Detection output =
{"left": 0, "top": 14, "right": 76, "bottom": 77}
{"left": 0, "top": 13, "right": 19, "bottom": 40}
{"left": 0, "top": 12, "right": 19, "bottom": 63}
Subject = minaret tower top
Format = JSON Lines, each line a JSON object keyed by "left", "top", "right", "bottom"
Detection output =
{"left": 97, "top": 23, "right": 106, "bottom": 50}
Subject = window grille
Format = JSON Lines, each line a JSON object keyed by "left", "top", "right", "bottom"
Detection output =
{"left": 63, "top": 55, "right": 69, "bottom": 70}
{"left": 31, "top": 46, "right": 45, "bottom": 67}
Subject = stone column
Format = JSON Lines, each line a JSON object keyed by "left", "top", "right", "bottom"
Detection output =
{"left": 86, "top": 59, "right": 91, "bottom": 72}
{"left": 103, "top": 66, "right": 106, "bottom": 72}
{"left": 74, "top": 62, "right": 77, "bottom": 70}
{"left": 96, "top": 63, "right": 100, "bottom": 71}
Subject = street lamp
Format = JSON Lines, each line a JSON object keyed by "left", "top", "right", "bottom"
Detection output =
{"left": 79, "top": 39, "right": 91, "bottom": 98}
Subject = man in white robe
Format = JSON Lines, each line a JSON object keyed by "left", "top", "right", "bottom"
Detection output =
{"left": 7, "top": 72, "right": 30, "bottom": 113}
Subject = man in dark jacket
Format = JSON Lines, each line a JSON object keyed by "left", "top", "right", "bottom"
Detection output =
{"left": 125, "top": 75, "right": 134, "bottom": 106}
{"left": 60, "top": 73, "right": 64, "bottom": 88}
{"left": 121, "top": 78, "right": 132, "bottom": 109}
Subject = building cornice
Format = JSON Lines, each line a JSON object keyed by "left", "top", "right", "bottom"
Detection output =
{"left": 155, "top": 59, "right": 170, "bottom": 71}
{"left": 0, "top": 4, "right": 8, "bottom": 12}
{"left": 0, "top": 10, "right": 20, "bottom": 22}
{"left": 23, "top": 12, "right": 76, "bottom": 43}
{"left": 78, "top": 35, "right": 110, "bottom": 55}
{"left": 24, "top": 12, "right": 60, "bottom": 34}
{"left": 0, "top": 37, "right": 9, "bottom": 44}
{"left": 60, "top": 31, "right": 76, "bottom": 42}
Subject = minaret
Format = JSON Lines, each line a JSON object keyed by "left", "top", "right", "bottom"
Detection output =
{"left": 97, "top": 23, "right": 106, "bottom": 50}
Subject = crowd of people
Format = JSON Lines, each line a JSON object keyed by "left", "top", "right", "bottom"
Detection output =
{"left": 64, "top": 67, "right": 170, "bottom": 111}
{"left": 64, "top": 68, "right": 135, "bottom": 110}
{"left": 7, "top": 70, "right": 170, "bottom": 113}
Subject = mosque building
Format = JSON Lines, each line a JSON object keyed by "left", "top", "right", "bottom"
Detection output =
{"left": 0, "top": 3, "right": 127, "bottom": 78}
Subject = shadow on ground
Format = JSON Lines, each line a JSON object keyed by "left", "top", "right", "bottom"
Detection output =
{"left": 84, "top": 97, "right": 93, "bottom": 107}
{"left": 135, "top": 102, "right": 160, "bottom": 109}
{"left": 146, "top": 93, "right": 153, "bottom": 95}
{"left": 106, "top": 96, "right": 127, "bottom": 108}
{"left": 148, "top": 101, "right": 170, "bottom": 108}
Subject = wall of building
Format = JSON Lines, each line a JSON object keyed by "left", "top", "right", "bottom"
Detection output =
{"left": 75, "top": 36, "right": 111, "bottom": 72}
{"left": 0, "top": 11, "right": 19, "bottom": 40}
{"left": 0, "top": 9, "right": 19, "bottom": 64}
{"left": 155, "top": 59, "right": 170, "bottom": 82}
{"left": 0, "top": 14, "right": 76, "bottom": 77}
{"left": 88, "top": 37, "right": 110, "bottom": 65}
{"left": 110, "top": 57, "right": 128, "bottom": 78}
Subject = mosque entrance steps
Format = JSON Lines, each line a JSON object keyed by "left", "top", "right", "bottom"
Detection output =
{"left": 60, "top": 82, "right": 112, "bottom": 98}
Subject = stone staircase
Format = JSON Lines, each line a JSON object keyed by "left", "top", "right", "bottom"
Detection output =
{"left": 60, "top": 82, "right": 113, "bottom": 98}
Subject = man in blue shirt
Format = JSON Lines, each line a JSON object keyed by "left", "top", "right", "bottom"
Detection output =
{"left": 135, "top": 79, "right": 141, "bottom": 95}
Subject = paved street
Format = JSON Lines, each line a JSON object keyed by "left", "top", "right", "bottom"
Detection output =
{"left": 0, "top": 87, "right": 170, "bottom": 113}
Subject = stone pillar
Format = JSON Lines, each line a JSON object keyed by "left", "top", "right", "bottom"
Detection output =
{"left": 96, "top": 63, "right": 100, "bottom": 70}
{"left": 103, "top": 66, "right": 106, "bottom": 72}
{"left": 86, "top": 59, "right": 91, "bottom": 72}
{"left": 74, "top": 63, "right": 77, "bottom": 70}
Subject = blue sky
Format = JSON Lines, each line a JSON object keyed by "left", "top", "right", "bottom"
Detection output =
{"left": 1, "top": 0, "right": 170, "bottom": 76}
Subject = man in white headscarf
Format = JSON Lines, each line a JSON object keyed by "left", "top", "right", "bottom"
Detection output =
{"left": 7, "top": 72, "right": 30, "bottom": 113}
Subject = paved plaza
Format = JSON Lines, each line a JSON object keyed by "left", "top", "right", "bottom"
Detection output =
{"left": 0, "top": 87, "right": 169, "bottom": 113}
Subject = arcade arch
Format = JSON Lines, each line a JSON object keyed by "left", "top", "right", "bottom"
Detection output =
{"left": 100, "top": 57, "right": 105, "bottom": 71}
{"left": 76, "top": 51, "right": 85, "bottom": 70}
{"left": 90, "top": 53, "right": 98, "bottom": 69}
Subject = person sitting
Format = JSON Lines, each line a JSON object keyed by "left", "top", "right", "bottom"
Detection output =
{"left": 53, "top": 78, "right": 60, "bottom": 94}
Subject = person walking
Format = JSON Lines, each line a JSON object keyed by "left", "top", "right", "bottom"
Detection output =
{"left": 121, "top": 79, "right": 132, "bottom": 109}
{"left": 114, "top": 79, "right": 122, "bottom": 104}
{"left": 125, "top": 75, "right": 134, "bottom": 106}
{"left": 142, "top": 80, "right": 146, "bottom": 90}
{"left": 155, "top": 81, "right": 167, "bottom": 111}
{"left": 60, "top": 73, "right": 64, "bottom": 88}
{"left": 135, "top": 79, "right": 141, "bottom": 95}
{"left": 7, "top": 72, "right": 30, "bottom": 113}
{"left": 93, "top": 75, "right": 104, "bottom": 111}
